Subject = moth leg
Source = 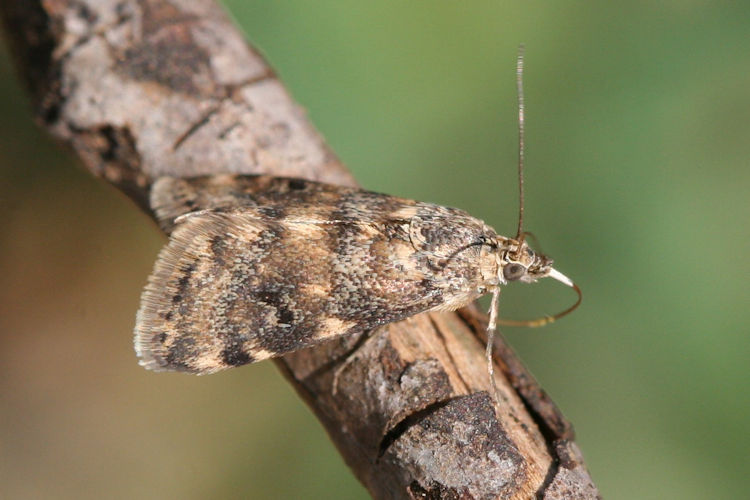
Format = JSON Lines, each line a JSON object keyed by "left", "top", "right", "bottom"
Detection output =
{"left": 486, "top": 288, "right": 501, "bottom": 406}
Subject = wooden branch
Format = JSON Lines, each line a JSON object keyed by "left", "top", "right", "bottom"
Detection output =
{"left": 0, "top": 1, "right": 599, "bottom": 498}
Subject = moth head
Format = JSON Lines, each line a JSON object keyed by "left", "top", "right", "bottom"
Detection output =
{"left": 499, "top": 239, "right": 573, "bottom": 288}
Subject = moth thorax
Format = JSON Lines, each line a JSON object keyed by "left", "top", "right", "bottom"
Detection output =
{"left": 477, "top": 240, "right": 502, "bottom": 288}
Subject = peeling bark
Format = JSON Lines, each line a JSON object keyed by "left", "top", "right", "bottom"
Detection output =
{"left": 0, "top": 1, "right": 600, "bottom": 498}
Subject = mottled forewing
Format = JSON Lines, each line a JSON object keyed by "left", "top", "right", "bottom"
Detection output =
{"left": 134, "top": 209, "right": 447, "bottom": 374}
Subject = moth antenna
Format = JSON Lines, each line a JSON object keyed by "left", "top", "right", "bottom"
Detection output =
{"left": 515, "top": 44, "right": 526, "bottom": 245}
{"left": 520, "top": 231, "right": 542, "bottom": 254}
{"left": 486, "top": 288, "right": 501, "bottom": 405}
{"left": 497, "top": 281, "right": 582, "bottom": 327}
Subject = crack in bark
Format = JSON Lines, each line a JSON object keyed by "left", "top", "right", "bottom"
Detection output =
{"left": 427, "top": 314, "right": 471, "bottom": 394}
{"left": 535, "top": 450, "right": 560, "bottom": 499}
{"left": 172, "top": 105, "right": 220, "bottom": 150}
{"left": 302, "top": 329, "right": 372, "bottom": 384}
{"left": 377, "top": 397, "right": 458, "bottom": 460}
{"left": 225, "top": 69, "right": 277, "bottom": 94}
{"left": 171, "top": 71, "right": 278, "bottom": 151}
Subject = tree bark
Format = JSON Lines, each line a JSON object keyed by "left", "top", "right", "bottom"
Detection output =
{"left": 0, "top": 1, "right": 600, "bottom": 498}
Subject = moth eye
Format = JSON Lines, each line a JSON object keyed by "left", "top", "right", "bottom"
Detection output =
{"left": 526, "top": 247, "right": 534, "bottom": 257}
{"left": 503, "top": 263, "right": 527, "bottom": 281}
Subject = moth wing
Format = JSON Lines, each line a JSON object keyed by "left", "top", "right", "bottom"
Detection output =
{"left": 134, "top": 208, "right": 441, "bottom": 374}
{"left": 135, "top": 210, "right": 267, "bottom": 374}
{"left": 150, "top": 175, "right": 367, "bottom": 234}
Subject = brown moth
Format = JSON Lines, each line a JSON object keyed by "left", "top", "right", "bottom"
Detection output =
{"left": 134, "top": 48, "right": 580, "bottom": 377}
{"left": 135, "top": 174, "right": 577, "bottom": 374}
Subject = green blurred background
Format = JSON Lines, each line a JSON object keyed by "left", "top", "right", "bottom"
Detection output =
{"left": 1, "top": 2, "right": 748, "bottom": 499}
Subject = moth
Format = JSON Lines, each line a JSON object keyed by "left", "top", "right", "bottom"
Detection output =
{"left": 134, "top": 48, "right": 580, "bottom": 377}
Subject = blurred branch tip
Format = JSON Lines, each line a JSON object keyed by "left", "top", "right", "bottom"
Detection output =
{"left": 0, "top": 1, "right": 599, "bottom": 498}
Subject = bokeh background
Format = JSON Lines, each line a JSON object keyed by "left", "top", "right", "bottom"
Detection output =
{"left": 2, "top": 2, "right": 748, "bottom": 499}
